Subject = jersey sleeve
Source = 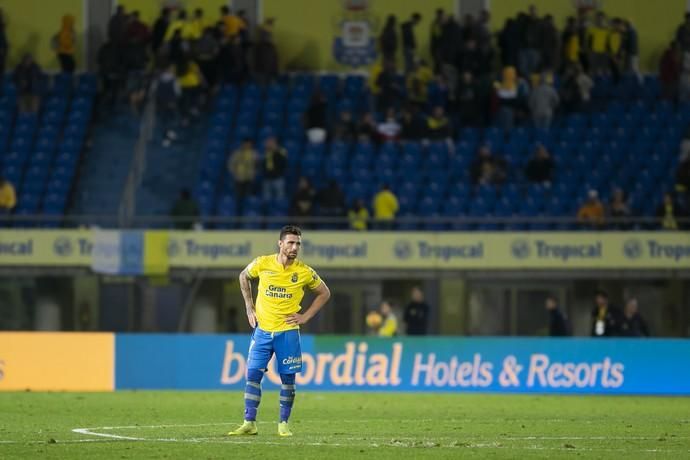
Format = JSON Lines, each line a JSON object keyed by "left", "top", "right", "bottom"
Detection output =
{"left": 245, "top": 257, "right": 262, "bottom": 278}
{"left": 305, "top": 266, "right": 322, "bottom": 290}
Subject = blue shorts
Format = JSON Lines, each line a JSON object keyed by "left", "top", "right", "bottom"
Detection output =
{"left": 247, "top": 328, "right": 302, "bottom": 374}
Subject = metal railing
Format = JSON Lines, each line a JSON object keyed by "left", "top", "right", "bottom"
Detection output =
{"left": 117, "top": 79, "right": 157, "bottom": 227}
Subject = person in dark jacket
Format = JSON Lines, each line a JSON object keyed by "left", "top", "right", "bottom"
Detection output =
{"left": 401, "top": 12, "right": 421, "bottom": 73}
{"left": 546, "top": 295, "right": 570, "bottom": 336}
{"left": 404, "top": 286, "right": 430, "bottom": 335}
{"left": 620, "top": 298, "right": 650, "bottom": 337}
{"left": 379, "top": 15, "right": 397, "bottom": 64}
{"left": 151, "top": 8, "right": 171, "bottom": 56}
{"left": 170, "top": 189, "right": 200, "bottom": 230}
{"left": 430, "top": 9, "right": 445, "bottom": 73}
{"left": 591, "top": 290, "right": 623, "bottom": 337}
{"left": 317, "top": 180, "right": 346, "bottom": 228}
{"left": 254, "top": 18, "right": 279, "bottom": 85}
{"left": 525, "top": 144, "right": 554, "bottom": 183}
{"left": 14, "top": 54, "right": 42, "bottom": 113}
{"left": 262, "top": 136, "right": 288, "bottom": 201}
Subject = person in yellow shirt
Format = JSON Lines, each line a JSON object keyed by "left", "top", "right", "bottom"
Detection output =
{"left": 348, "top": 199, "right": 369, "bottom": 230}
{"left": 587, "top": 11, "right": 611, "bottom": 76}
{"left": 228, "top": 225, "right": 331, "bottom": 437}
{"left": 188, "top": 8, "right": 205, "bottom": 41}
{"left": 577, "top": 189, "right": 605, "bottom": 229}
{"left": 53, "top": 15, "right": 76, "bottom": 73}
{"left": 176, "top": 58, "right": 204, "bottom": 119}
{"left": 406, "top": 59, "right": 433, "bottom": 106}
{"left": 165, "top": 9, "right": 198, "bottom": 41}
{"left": 221, "top": 5, "right": 244, "bottom": 38}
{"left": 372, "top": 184, "right": 399, "bottom": 230}
{"left": 608, "top": 18, "right": 625, "bottom": 77}
{"left": 0, "top": 177, "right": 16, "bottom": 214}
{"left": 377, "top": 300, "right": 398, "bottom": 337}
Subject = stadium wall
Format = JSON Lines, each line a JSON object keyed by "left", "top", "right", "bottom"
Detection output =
{"left": 491, "top": 0, "right": 686, "bottom": 71}
{"left": 2, "top": 333, "right": 690, "bottom": 394}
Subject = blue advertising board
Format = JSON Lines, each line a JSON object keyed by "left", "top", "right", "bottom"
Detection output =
{"left": 115, "top": 335, "right": 690, "bottom": 395}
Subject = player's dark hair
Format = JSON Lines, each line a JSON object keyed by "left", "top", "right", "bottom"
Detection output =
{"left": 279, "top": 225, "right": 302, "bottom": 240}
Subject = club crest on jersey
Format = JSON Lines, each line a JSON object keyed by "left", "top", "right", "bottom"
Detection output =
{"left": 291, "top": 273, "right": 298, "bottom": 283}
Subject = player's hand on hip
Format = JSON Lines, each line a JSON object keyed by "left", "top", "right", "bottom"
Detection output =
{"left": 246, "top": 307, "right": 257, "bottom": 328}
{"left": 286, "top": 313, "right": 308, "bottom": 326}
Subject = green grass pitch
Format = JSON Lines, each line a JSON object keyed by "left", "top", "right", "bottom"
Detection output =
{"left": 1, "top": 391, "right": 689, "bottom": 459}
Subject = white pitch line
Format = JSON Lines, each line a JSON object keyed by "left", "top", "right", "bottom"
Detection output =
{"left": 71, "top": 428, "right": 143, "bottom": 441}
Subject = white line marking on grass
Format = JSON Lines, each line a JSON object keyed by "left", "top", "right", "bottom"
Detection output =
{"left": 72, "top": 428, "right": 144, "bottom": 441}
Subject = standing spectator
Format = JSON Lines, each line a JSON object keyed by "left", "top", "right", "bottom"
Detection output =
{"left": 529, "top": 73, "right": 559, "bottom": 129}
{"left": 608, "top": 18, "right": 625, "bottom": 81}
{"left": 608, "top": 188, "right": 631, "bottom": 229}
{"left": 404, "top": 286, "right": 430, "bottom": 336}
{"left": 426, "top": 106, "right": 451, "bottom": 141}
{"left": 430, "top": 9, "right": 445, "bottom": 72}
{"left": 170, "top": 189, "right": 200, "bottom": 230}
{"left": 377, "top": 300, "right": 398, "bottom": 337}
{"left": 195, "top": 27, "right": 220, "bottom": 88}
{"left": 657, "top": 192, "right": 681, "bottom": 230}
{"left": 561, "top": 17, "right": 580, "bottom": 70}
{"left": 518, "top": 5, "right": 542, "bottom": 77}
{"left": 406, "top": 59, "right": 433, "bottom": 107}
{"left": 477, "top": 9, "right": 492, "bottom": 55}
{"left": 305, "top": 90, "right": 328, "bottom": 143}
{"left": 376, "top": 59, "right": 401, "bottom": 111}
{"left": 457, "top": 39, "right": 485, "bottom": 78}
{"left": 262, "top": 136, "right": 287, "bottom": 201}
{"left": 254, "top": 18, "right": 279, "bottom": 85}
{"left": 348, "top": 199, "right": 369, "bottom": 231}
{"left": 561, "top": 64, "right": 593, "bottom": 112}
{"left": 53, "top": 15, "right": 76, "bottom": 73}
{"left": 401, "top": 13, "right": 422, "bottom": 73}
{"left": 540, "top": 15, "right": 560, "bottom": 73}
{"left": 218, "top": 34, "right": 246, "bottom": 85}
{"left": 460, "top": 14, "right": 478, "bottom": 43}
{"left": 439, "top": 15, "right": 461, "bottom": 97}
{"left": 494, "top": 66, "right": 520, "bottom": 132}
{"left": 577, "top": 189, "right": 605, "bottom": 229}
{"left": 357, "top": 112, "right": 379, "bottom": 143}
{"left": 228, "top": 138, "right": 258, "bottom": 214}
{"left": 620, "top": 298, "right": 650, "bottom": 337}
{"left": 0, "top": 10, "right": 7, "bottom": 79}
{"left": 125, "top": 11, "right": 151, "bottom": 72}
{"left": 379, "top": 15, "right": 397, "bottom": 64}
{"left": 0, "top": 176, "right": 16, "bottom": 214}
{"left": 108, "top": 5, "right": 129, "bottom": 46}
{"left": 623, "top": 20, "right": 642, "bottom": 83}
{"left": 545, "top": 295, "right": 570, "bottom": 337}
{"left": 332, "top": 111, "right": 357, "bottom": 142}
{"left": 498, "top": 18, "right": 520, "bottom": 68}
{"left": 151, "top": 8, "right": 172, "bottom": 56}
{"left": 471, "top": 146, "right": 507, "bottom": 185}
{"left": 457, "top": 72, "right": 482, "bottom": 125}
{"left": 676, "top": 13, "right": 690, "bottom": 53}
{"left": 372, "top": 184, "right": 399, "bottom": 230}
{"left": 587, "top": 12, "right": 610, "bottom": 76}
{"left": 525, "top": 144, "right": 554, "bottom": 184}
{"left": 156, "top": 64, "right": 180, "bottom": 147}
{"left": 176, "top": 57, "right": 205, "bottom": 121}
{"left": 317, "top": 180, "right": 346, "bottom": 227}
{"left": 188, "top": 8, "right": 205, "bottom": 41}
{"left": 98, "top": 41, "right": 124, "bottom": 109}
{"left": 591, "top": 290, "right": 623, "bottom": 337}
{"left": 377, "top": 108, "right": 401, "bottom": 142}
{"left": 660, "top": 41, "right": 681, "bottom": 101}
{"left": 290, "top": 177, "right": 316, "bottom": 228}
{"left": 220, "top": 6, "right": 244, "bottom": 39}
{"left": 13, "top": 54, "right": 42, "bottom": 113}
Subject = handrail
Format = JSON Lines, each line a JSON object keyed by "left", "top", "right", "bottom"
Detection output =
{"left": 117, "top": 78, "right": 157, "bottom": 227}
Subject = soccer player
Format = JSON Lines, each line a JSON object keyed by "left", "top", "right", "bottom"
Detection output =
{"left": 228, "top": 225, "right": 331, "bottom": 437}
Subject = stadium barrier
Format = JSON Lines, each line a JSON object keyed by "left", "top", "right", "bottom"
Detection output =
{"left": 2, "top": 333, "right": 689, "bottom": 394}
{"left": 2, "top": 230, "right": 690, "bottom": 270}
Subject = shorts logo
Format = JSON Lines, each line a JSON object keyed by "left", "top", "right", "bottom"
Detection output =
{"left": 282, "top": 356, "right": 302, "bottom": 365}
{"left": 291, "top": 273, "right": 298, "bottom": 283}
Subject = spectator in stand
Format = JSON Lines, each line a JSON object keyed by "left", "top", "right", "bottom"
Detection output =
{"left": 498, "top": 18, "right": 520, "bottom": 68}
{"left": 305, "top": 90, "right": 328, "bottom": 144}
{"left": 379, "top": 15, "right": 397, "bottom": 64}
{"left": 400, "top": 106, "right": 427, "bottom": 141}
{"left": 262, "top": 136, "right": 287, "bottom": 201}
{"left": 254, "top": 18, "right": 279, "bottom": 85}
{"left": 525, "top": 144, "right": 554, "bottom": 184}
{"left": 561, "top": 17, "right": 580, "bottom": 71}
{"left": 439, "top": 15, "right": 461, "bottom": 101}
{"left": 176, "top": 57, "right": 205, "bottom": 121}
{"left": 376, "top": 59, "right": 401, "bottom": 111}
{"left": 545, "top": 295, "right": 570, "bottom": 337}
{"left": 518, "top": 5, "right": 542, "bottom": 77}
{"left": 125, "top": 11, "right": 151, "bottom": 69}
{"left": 540, "top": 15, "right": 560, "bottom": 73}
{"left": 471, "top": 145, "right": 507, "bottom": 185}
{"left": 457, "top": 71, "right": 482, "bottom": 125}
{"left": 332, "top": 111, "right": 357, "bottom": 142}
{"left": 317, "top": 180, "right": 346, "bottom": 228}
{"left": 218, "top": 34, "right": 246, "bottom": 85}
{"left": 430, "top": 9, "right": 445, "bottom": 73}
{"left": 52, "top": 15, "right": 76, "bottom": 73}
{"left": 657, "top": 192, "right": 681, "bottom": 230}
{"left": 608, "top": 18, "right": 626, "bottom": 81}
{"left": 660, "top": 41, "right": 680, "bottom": 101}
{"left": 221, "top": 6, "right": 244, "bottom": 39}
{"left": 372, "top": 184, "right": 399, "bottom": 230}
{"left": 108, "top": 5, "right": 129, "bottom": 46}
{"left": 460, "top": 14, "right": 478, "bottom": 42}
{"left": 165, "top": 9, "right": 191, "bottom": 42}
{"left": 167, "top": 29, "right": 188, "bottom": 65}
{"left": 457, "top": 38, "right": 485, "bottom": 79}
{"left": 170, "top": 189, "right": 200, "bottom": 230}
{"left": 377, "top": 300, "right": 398, "bottom": 337}
{"left": 401, "top": 12, "right": 422, "bottom": 73}
{"left": 494, "top": 66, "right": 520, "bottom": 132}
{"left": 14, "top": 54, "right": 42, "bottom": 113}
{"left": 98, "top": 40, "right": 124, "bottom": 109}
{"left": 0, "top": 176, "right": 16, "bottom": 215}
{"left": 529, "top": 73, "right": 559, "bottom": 129}
{"left": 406, "top": 59, "right": 433, "bottom": 108}
{"left": 404, "top": 286, "right": 430, "bottom": 336}
{"left": 357, "top": 112, "right": 379, "bottom": 143}
{"left": 228, "top": 138, "right": 258, "bottom": 214}
{"left": 426, "top": 106, "right": 451, "bottom": 141}
{"left": 608, "top": 188, "right": 631, "bottom": 229}
{"left": 676, "top": 13, "right": 690, "bottom": 52}
{"left": 477, "top": 10, "right": 492, "bottom": 53}
{"left": 151, "top": 8, "right": 172, "bottom": 56}
{"left": 561, "top": 63, "right": 593, "bottom": 112}
{"left": 577, "top": 189, "right": 605, "bottom": 229}
{"left": 195, "top": 27, "right": 220, "bottom": 88}
{"left": 188, "top": 8, "right": 205, "bottom": 41}
{"left": 591, "top": 290, "right": 623, "bottom": 337}
{"left": 620, "top": 298, "right": 650, "bottom": 337}
{"left": 0, "top": 10, "right": 7, "bottom": 79}
{"left": 348, "top": 199, "right": 369, "bottom": 231}
{"left": 587, "top": 11, "right": 610, "bottom": 77}
{"left": 623, "top": 20, "right": 642, "bottom": 83}
{"left": 290, "top": 177, "right": 316, "bottom": 228}
{"left": 377, "top": 108, "right": 401, "bottom": 142}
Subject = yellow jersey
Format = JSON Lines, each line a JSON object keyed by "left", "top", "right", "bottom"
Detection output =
{"left": 373, "top": 190, "right": 399, "bottom": 220}
{"left": 246, "top": 254, "right": 322, "bottom": 332}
